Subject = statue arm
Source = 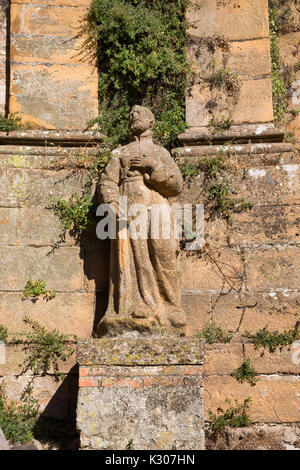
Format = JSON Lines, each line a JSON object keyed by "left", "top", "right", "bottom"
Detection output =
{"left": 98, "top": 149, "right": 120, "bottom": 209}
{"left": 146, "top": 149, "right": 183, "bottom": 198}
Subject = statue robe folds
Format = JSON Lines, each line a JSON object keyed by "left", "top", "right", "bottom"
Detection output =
{"left": 97, "top": 134, "right": 186, "bottom": 336}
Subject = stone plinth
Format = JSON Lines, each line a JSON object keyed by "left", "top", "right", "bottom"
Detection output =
{"left": 76, "top": 337, "right": 206, "bottom": 450}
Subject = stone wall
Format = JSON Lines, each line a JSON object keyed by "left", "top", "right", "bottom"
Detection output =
{"left": 0, "top": 138, "right": 299, "bottom": 437}
{"left": 186, "top": 0, "right": 273, "bottom": 131}
{"left": 277, "top": 2, "right": 300, "bottom": 139}
{"left": 0, "top": 132, "right": 107, "bottom": 425}
{"left": 0, "top": 1, "right": 7, "bottom": 114}
{"left": 9, "top": 0, "right": 98, "bottom": 129}
{"left": 174, "top": 140, "right": 300, "bottom": 431}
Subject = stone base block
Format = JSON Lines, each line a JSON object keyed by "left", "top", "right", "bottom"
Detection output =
{"left": 76, "top": 337, "right": 205, "bottom": 450}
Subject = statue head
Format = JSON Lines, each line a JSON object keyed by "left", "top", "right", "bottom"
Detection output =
{"left": 129, "top": 105, "right": 155, "bottom": 136}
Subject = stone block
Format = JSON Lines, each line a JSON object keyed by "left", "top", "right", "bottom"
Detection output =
{"left": 77, "top": 338, "right": 205, "bottom": 450}
{"left": 0, "top": 344, "right": 76, "bottom": 376}
{"left": 203, "top": 343, "right": 243, "bottom": 376}
{"left": 0, "top": 246, "right": 84, "bottom": 291}
{"left": 0, "top": 167, "right": 88, "bottom": 208}
{"left": 211, "top": 292, "right": 246, "bottom": 332}
{"left": 11, "top": 4, "right": 88, "bottom": 36}
{"left": 231, "top": 78, "right": 273, "bottom": 124}
{"left": 188, "top": 0, "right": 269, "bottom": 42}
{"left": 11, "top": 35, "right": 85, "bottom": 65}
{"left": 205, "top": 375, "right": 300, "bottom": 423}
{"left": 245, "top": 246, "right": 300, "bottom": 291}
{"left": 77, "top": 337, "right": 205, "bottom": 366}
{"left": 229, "top": 205, "right": 300, "bottom": 246}
{"left": 244, "top": 344, "right": 300, "bottom": 375}
{"left": 182, "top": 293, "right": 211, "bottom": 336}
{"left": 3, "top": 372, "right": 78, "bottom": 422}
{"left": 237, "top": 292, "right": 300, "bottom": 334}
{"left": 0, "top": 292, "right": 95, "bottom": 337}
{"left": 181, "top": 247, "right": 244, "bottom": 293}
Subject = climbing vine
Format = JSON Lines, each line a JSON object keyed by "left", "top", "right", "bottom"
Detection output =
{"left": 80, "top": 0, "right": 190, "bottom": 149}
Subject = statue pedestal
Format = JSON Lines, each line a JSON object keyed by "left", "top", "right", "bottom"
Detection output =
{"left": 76, "top": 337, "right": 205, "bottom": 450}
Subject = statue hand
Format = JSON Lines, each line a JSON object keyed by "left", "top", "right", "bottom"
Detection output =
{"left": 129, "top": 156, "right": 155, "bottom": 172}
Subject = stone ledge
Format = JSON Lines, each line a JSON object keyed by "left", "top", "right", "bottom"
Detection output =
{"left": 178, "top": 124, "right": 284, "bottom": 146}
{"left": 0, "top": 130, "right": 103, "bottom": 147}
{"left": 77, "top": 337, "right": 206, "bottom": 366}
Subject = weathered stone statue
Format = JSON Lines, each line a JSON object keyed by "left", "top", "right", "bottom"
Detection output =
{"left": 96, "top": 105, "right": 186, "bottom": 337}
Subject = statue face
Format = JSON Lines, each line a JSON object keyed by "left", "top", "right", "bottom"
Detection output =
{"left": 129, "top": 106, "right": 154, "bottom": 135}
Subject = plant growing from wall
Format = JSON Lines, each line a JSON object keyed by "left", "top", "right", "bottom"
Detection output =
{"left": 49, "top": 150, "right": 109, "bottom": 240}
{"left": 0, "top": 325, "right": 8, "bottom": 342}
{"left": 180, "top": 150, "right": 253, "bottom": 221}
{"left": 80, "top": 0, "right": 190, "bottom": 149}
{"left": 0, "top": 382, "right": 40, "bottom": 444}
{"left": 197, "top": 321, "right": 232, "bottom": 344}
{"left": 208, "top": 397, "right": 252, "bottom": 435}
{"left": 268, "top": 0, "right": 300, "bottom": 125}
{"left": 232, "top": 359, "right": 259, "bottom": 387}
{"left": 13, "top": 317, "right": 77, "bottom": 381}
{"left": 245, "top": 322, "right": 300, "bottom": 353}
{"left": 23, "top": 279, "right": 56, "bottom": 302}
{"left": 0, "top": 113, "right": 27, "bottom": 133}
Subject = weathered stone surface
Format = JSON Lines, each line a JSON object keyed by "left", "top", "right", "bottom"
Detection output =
{"left": 0, "top": 167, "right": 88, "bottom": 208}
{"left": 232, "top": 78, "right": 273, "bottom": 124}
{"left": 77, "top": 373, "right": 205, "bottom": 450}
{"left": 211, "top": 292, "right": 245, "bottom": 332}
{"left": 77, "top": 337, "right": 205, "bottom": 450}
{"left": 0, "top": 344, "right": 76, "bottom": 376}
{"left": 77, "top": 338, "right": 205, "bottom": 366}
{"left": 245, "top": 246, "right": 300, "bottom": 291}
{"left": 181, "top": 248, "right": 244, "bottom": 293}
{"left": 0, "top": 4, "right": 6, "bottom": 114}
{"left": 188, "top": 0, "right": 269, "bottom": 42}
{"left": 205, "top": 375, "right": 300, "bottom": 423}
{"left": 244, "top": 344, "right": 300, "bottom": 375}
{"left": 0, "top": 246, "right": 84, "bottom": 291}
{"left": 3, "top": 373, "right": 78, "bottom": 422}
{"left": 182, "top": 294, "right": 211, "bottom": 336}
{"left": 237, "top": 292, "right": 300, "bottom": 334}
{"left": 0, "top": 292, "right": 95, "bottom": 336}
{"left": 10, "top": 0, "right": 98, "bottom": 129}
{"left": 229, "top": 205, "right": 300, "bottom": 246}
{"left": 203, "top": 343, "right": 243, "bottom": 376}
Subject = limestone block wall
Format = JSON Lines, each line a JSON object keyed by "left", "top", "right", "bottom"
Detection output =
{"left": 278, "top": 29, "right": 300, "bottom": 139}
{"left": 175, "top": 141, "right": 300, "bottom": 428}
{"left": 0, "top": 135, "right": 107, "bottom": 423}
{"left": 187, "top": 0, "right": 274, "bottom": 130}
{"left": 9, "top": 0, "right": 98, "bottom": 129}
{"left": 0, "top": 1, "right": 7, "bottom": 114}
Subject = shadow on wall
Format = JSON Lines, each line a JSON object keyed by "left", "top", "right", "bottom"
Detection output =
{"left": 33, "top": 365, "right": 80, "bottom": 450}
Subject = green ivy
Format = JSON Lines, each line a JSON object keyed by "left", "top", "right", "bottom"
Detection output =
{"left": 81, "top": 0, "right": 190, "bottom": 148}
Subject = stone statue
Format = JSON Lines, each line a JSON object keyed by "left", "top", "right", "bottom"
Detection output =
{"left": 96, "top": 105, "right": 186, "bottom": 337}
